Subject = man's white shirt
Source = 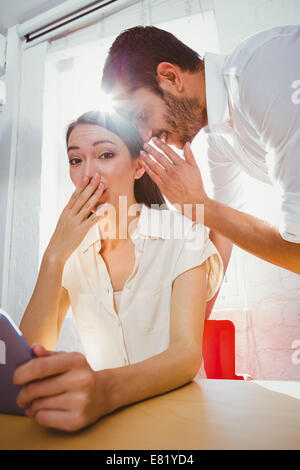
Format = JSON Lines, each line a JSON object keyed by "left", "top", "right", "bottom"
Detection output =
{"left": 203, "top": 25, "right": 300, "bottom": 243}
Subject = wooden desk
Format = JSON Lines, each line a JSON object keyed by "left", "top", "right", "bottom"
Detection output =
{"left": 0, "top": 379, "right": 299, "bottom": 450}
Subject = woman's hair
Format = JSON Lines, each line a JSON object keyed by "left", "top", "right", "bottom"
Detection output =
{"left": 66, "top": 110, "right": 166, "bottom": 208}
{"left": 101, "top": 26, "right": 202, "bottom": 96}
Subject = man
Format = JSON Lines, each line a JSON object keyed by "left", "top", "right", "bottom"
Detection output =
{"left": 101, "top": 25, "right": 300, "bottom": 310}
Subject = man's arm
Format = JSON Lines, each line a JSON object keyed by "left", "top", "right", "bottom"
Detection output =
{"left": 140, "top": 138, "right": 300, "bottom": 274}
{"left": 205, "top": 198, "right": 300, "bottom": 274}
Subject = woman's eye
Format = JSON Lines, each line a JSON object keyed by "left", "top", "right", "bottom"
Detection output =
{"left": 69, "top": 158, "right": 81, "bottom": 166}
{"left": 99, "top": 152, "right": 114, "bottom": 159}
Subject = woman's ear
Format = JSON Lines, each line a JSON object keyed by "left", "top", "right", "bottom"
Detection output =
{"left": 156, "top": 62, "right": 184, "bottom": 93}
{"left": 134, "top": 156, "right": 146, "bottom": 180}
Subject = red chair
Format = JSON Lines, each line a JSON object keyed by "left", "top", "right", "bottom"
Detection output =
{"left": 202, "top": 320, "right": 250, "bottom": 380}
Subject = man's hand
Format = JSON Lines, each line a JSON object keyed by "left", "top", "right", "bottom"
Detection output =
{"left": 13, "top": 344, "right": 112, "bottom": 432}
{"left": 141, "top": 138, "right": 207, "bottom": 217}
{"left": 140, "top": 138, "right": 300, "bottom": 274}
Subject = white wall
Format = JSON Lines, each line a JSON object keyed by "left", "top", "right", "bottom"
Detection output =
{"left": 0, "top": 28, "right": 21, "bottom": 310}
{"left": 0, "top": 0, "right": 70, "bottom": 35}
{"left": 5, "top": 43, "right": 48, "bottom": 325}
{"left": 0, "top": 33, "right": 7, "bottom": 306}
{"left": 211, "top": 0, "right": 300, "bottom": 380}
{"left": 0, "top": 108, "right": 9, "bottom": 305}
{"left": 214, "top": 0, "right": 300, "bottom": 53}
{"left": 0, "top": 27, "right": 47, "bottom": 323}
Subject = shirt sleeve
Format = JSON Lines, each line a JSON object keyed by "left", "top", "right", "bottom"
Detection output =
{"left": 207, "top": 133, "right": 248, "bottom": 211}
{"left": 172, "top": 222, "right": 224, "bottom": 301}
{"left": 239, "top": 30, "right": 300, "bottom": 243}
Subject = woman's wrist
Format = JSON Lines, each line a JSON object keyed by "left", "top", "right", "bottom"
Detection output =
{"left": 43, "top": 246, "right": 67, "bottom": 269}
{"left": 94, "top": 368, "right": 122, "bottom": 417}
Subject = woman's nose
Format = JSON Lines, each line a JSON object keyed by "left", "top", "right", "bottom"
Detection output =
{"left": 83, "top": 160, "right": 102, "bottom": 180}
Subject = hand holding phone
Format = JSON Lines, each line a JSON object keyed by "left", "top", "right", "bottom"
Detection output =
{"left": 0, "top": 310, "right": 35, "bottom": 415}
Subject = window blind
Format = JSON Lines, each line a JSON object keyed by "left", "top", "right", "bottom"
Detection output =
{"left": 18, "top": 0, "right": 214, "bottom": 49}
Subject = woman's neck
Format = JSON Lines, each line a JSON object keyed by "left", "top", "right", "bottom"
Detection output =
{"left": 98, "top": 197, "right": 142, "bottom": 252}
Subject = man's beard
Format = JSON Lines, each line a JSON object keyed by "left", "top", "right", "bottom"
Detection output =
{"left": 162, "top": 90, "right": 207, "bottom": 146}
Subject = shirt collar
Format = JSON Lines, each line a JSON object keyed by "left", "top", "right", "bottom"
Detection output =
{"left": 80, "top": 203, "right": 171, "bottom": 253}
{"left": 203, "top": 52, "right": 231, "bottom": 134}
{"left": 80, "top": 220, "right": 101, "bottom": 253}
{"left": 133, "top": 203, "right": 172, "bottom": 240}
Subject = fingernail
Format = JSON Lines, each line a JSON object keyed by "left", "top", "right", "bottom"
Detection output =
{"left": 143, "top": 143, "right": 151, "bottom": 150}
{"left": 93, "top": 173, "right": 99, "bottom": 180}
{"left": 152, "top": 137, "right": 160, "bottom": 144}
{"left": 83, "top": 176, "right": 89, "bottom": 184}
{"left": 140, "top": 150, "right": 148, "bottom": 158}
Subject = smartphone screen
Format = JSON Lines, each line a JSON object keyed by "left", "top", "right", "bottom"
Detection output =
{"left": 0, "top": 310, "right": 35, "bottom": 415}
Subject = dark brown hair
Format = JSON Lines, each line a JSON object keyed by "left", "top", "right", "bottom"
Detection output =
{"left": 101, "top": 26, "right": 202, "bottom": 96}
{"left": 66, "top": 110, "right": 166, "bottom": 208}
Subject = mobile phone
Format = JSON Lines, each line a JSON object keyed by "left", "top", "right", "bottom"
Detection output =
{"left": 0, "top": 309, "right": 35, "bottom": 415}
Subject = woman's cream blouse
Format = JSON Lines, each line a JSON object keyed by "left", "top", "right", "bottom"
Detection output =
{"left": 62, "top": 204, "right": 223, "bottom": 371}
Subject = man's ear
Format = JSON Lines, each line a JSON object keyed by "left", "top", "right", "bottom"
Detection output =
{"left": 134, "top": 157, "right": 146, "bottom": 180}
{"left": 156, "top": 62, "right": 184, "bottom": 93}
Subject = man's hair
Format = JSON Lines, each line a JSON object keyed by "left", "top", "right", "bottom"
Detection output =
{"left": 101, "top": 26, "right": 202, "bottom": 96}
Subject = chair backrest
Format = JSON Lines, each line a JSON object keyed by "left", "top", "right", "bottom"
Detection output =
{"left": 202, "top": 319, "right": 243, "bottom": 380}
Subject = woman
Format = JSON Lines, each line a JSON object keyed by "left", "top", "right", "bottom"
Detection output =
{"left": 14, "top": 110, "right": 223, "bottom": 432}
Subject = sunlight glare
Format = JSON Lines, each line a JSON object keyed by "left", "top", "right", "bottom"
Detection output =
{"left": 98, "top": 90, "right": 116, "bottom": 114}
